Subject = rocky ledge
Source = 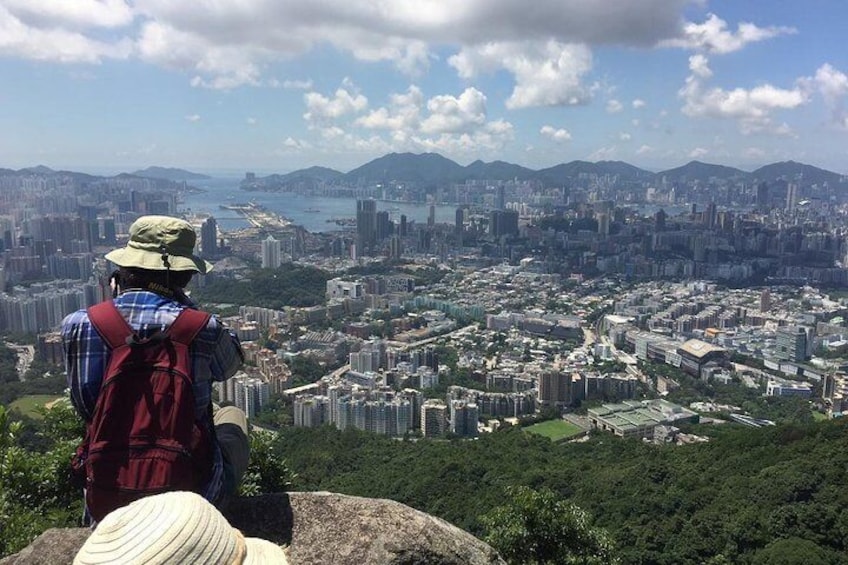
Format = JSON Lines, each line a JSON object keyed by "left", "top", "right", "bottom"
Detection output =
{"left": 0, "top": 492, "right": 505, "bottom": 565}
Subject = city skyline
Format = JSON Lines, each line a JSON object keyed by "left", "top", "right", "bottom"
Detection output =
{"left": 2, "top": 1, "right": 848, "bottom": 175}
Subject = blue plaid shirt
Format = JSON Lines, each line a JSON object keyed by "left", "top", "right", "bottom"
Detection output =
{"left": 61, "top": 290, "right": 244, "bottom": 503}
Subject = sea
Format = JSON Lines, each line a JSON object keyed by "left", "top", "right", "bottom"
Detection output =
{"left": 180, "top": 177, "right": 459, "bottom": 234}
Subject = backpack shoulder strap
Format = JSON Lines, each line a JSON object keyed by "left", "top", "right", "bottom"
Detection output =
{"left": 167, "top": 308, "right": 212, "bottom": 346}
{"left": 87, "top": 301, "right": 133, "bottom": 350}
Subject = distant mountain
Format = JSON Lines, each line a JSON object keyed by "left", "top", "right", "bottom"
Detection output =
{"left": 233, "top": 152, "right": 848, "bottom": 191}
{"left": 751, "top": 161, "right": 846, "bottom": 186}
{"left": 283, "top": 166, "right": 344, "bottom": 183}
{"left": 131, "top": 166, "right": 211, "bottom": 181}
{"left": 19, "top": 165, "right": 55, "bottom": 175}
{"left": 463, "top": 159, "right": 536, "bottom": 181}
{"left": 657, "top": 161, "right": 747, "bottom": 182}
{"left": 344, "top": 152, "right": 466, "bottom": 185}
{"left": 534, "top": 160, "right": 653, "bottom": 186}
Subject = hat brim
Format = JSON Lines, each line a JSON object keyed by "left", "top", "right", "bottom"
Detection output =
{"left": 243, "top": 538, "right": 288, "bottom": 565}
{"left": 105, "top": 247, "right": 213, "bottom": 274}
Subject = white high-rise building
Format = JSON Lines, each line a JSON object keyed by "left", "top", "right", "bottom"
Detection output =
{"left": 261, "top": 235, "right": 281, "bottom": 269}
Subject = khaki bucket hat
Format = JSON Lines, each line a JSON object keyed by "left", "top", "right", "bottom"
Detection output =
{"left": 74, "top": 491, "right": 288, "bottom": 564}
{"left": 105, "top": 215, "right": 213, "bottom": 274}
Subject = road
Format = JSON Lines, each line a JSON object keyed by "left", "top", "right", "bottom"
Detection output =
{"left": 5, "top": 342, "right": 35, "bottom": 381}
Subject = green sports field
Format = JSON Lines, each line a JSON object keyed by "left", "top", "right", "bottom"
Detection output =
{"left": 524, "top": 419, "right": 584, "bottom": 442}
{"left": 7, "top": 395, "right": 63, "bottom": 419}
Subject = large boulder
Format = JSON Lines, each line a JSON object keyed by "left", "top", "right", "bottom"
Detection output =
{"left": 1, "top": 492, "right": 505, "bottom": 565}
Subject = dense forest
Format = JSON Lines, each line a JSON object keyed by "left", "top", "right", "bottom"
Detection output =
{"left": 274, "top": 421, "right": 848, "bottom": 564}
{"left": 193, "top": 264, "right": 331, "bottom": 308}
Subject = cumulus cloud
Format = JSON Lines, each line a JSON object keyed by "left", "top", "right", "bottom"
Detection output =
{"left": 3, "top": 0, "right": 133, "bottom": 29}
{"left": 450, "top": 40, "right": 593, "bottom": 108}
{"left": 303, "top": 86, "right": 368, "bottom": 123}
{"left": 246, "top": 117, "right": 257, "bottom": 126}
{"left": 636, "top": 144, "right": 653, "bottom": 155}
{"left": 632, "top": 99, "right": 646, "bottom": 109}
{"left": 356, "top": 86, "right": 424, "bottom": 130}
{"left": 689, "top": 147, "right": 709, "bottom": 158}
{"left": 588, "top": 146, "right": 618, "bottom": 161}
{"left": 540, "top": 125, "right": 572, "bottom": 142}
{"left": 281, "top": 79, "right": 313, "bottom": 90}
{"left": 420, "top": 88, "right": 487, "bottom": 134}
{"left": 0, "top": 3, "right": 132, "bottom": 63}
{"left": 619, "top": 132, "right": 632, "bottom": 141}
{"left": 661, "top": 13, "right": 796, "bottom": 54}
{"left": 184, "top": 114, "right": 201, "bottom": 122}
{"left": 679, "top": 54, "right": 808, "bottom": 134}
{"left": 805, "top": 63, "right": 848, "bottom": 129}
{"left": 331, "top": 84, "right": 513, "bottom": 157}
{"left": 281, "top": 137, "right": 311, "bottom": 150}
{"left": 606, "top": 99, "right": 623, "bottom": 113}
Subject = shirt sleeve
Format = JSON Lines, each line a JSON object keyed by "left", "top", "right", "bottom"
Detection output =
{"left": 209, "top": 319, "right": 244, "bottom": 382}
{"left": 61, "top": 310, "right": 108, "bottom": 422}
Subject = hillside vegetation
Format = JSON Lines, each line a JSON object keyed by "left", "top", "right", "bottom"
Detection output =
{"left": 275, "top": 421, "right": 848, "bottom": 564}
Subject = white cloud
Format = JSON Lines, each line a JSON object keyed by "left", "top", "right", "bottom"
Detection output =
{"left": 0, "top": 0, "right": 694, "bottom": 88}
{"left": 3, "top": 0, "right": 133, "bottom": 29}
{"left": 540, "top": 125, "right": 572, "bottom": 142}
{"left": 356, "top": 88, "right": 424, "bottom": 131}
{"left": 420, "top": 87, "right": 487, "bottom": 134}
{"left": 588, "top": 146, "right": 617, "bottom": 161}
{"left": 246, "top": 117, "right": 257, "bottom": 126}
{"left": 606, "top": 99, "right": 623, "bottom": 113}
{"left": 0, "top": 3, "right": 132, "bottom": 63}
{"left": 636, "top": 144, "right": 653, "bottom": 155}
{"left": 744, "top": 147, "right": 766, "bottom": 159}
{"left": 661, "top": 13, "right": 796, "bottom": 54}
{"left": 689, "top": 147, "right": 709, "bottom": 159}
{"left": 449, "top": 40, "right": 593, "bottom": 108}
{"left": 281, "top": 137, "right": 312, "bottom": 150}
{"left": 352, "top": 85, "right": 513, "bottom": 157}
{"left": 632, "top": 99, "right": 646, "bottom": 109}
{"left": 806, "top": 63, "right": 848, "bottom": 129}
{"left": 281, "top": 79, "right": 314, "bottom": 90}
{"left": 679, "top": 54, "right": 808, "bottom": 135}
{"left": 303, "top": 86, "right": 368, "bottom": 123}
{"left": 184, "top": 114, "right": 200, "bottom": 122}
{"left": 619, "top": 132, "right": 632, "bottom": 141}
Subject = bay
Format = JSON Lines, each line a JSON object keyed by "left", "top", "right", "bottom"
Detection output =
{"left": 180, "top": 177, "right": 459, "bottom": 234}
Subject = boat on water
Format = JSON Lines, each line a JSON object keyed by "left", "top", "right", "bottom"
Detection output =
{"left": 304, "top": 208, "right": 321, "bottom": 213}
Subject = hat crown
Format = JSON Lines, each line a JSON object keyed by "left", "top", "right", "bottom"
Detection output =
{"left": 128, "top": 216, "right": 197, "bottom": 254}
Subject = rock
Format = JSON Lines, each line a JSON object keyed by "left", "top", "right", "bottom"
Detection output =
{"left": 0, "top": 492, "right": 505, "bottom": 565}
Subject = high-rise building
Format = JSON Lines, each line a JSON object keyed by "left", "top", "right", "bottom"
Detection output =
{"left": 421, "top": 400, "right": 448, "bottom": 437}
{"left": 597, "top": 212, "right": 610, "bottom": 236}
{"left": 776, "top": 326, "right": 807, "bottom": 362}
{"left": 786, "top": 182, "right": 799, "bottom": 213}
{"left": 356, "top": 199, "right": 377, "bottom": 251}
{"left": 538, "top": 371, "right": 573, "bottom": 407}
{"left": 496, "top": 185, "right": 506, "bottom": 211}
{"left": 261, "top": 235, "right": 281, "bottom": 269}
{"left": 489, "top": 209, "right": 519, "bottom": 238}
{"left": 449, "top": 400, "right": 479, "bottom": 438}
{"left": 427, "top": 204, "right": 436, "bottom": 227}
{"left": 200, "top": 217, "right": 218, "bottom": 258}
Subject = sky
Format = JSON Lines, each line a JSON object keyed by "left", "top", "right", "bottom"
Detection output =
{"left": 2, "top": 1, "right": 848, "bottom": 176}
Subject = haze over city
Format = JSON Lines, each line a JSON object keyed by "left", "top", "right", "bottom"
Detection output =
{"left": 2, "top": 0, "right": 848, "bottom": 174}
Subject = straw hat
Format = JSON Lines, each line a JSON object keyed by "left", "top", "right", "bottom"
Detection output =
{"left": 74, "top": 491, "right": 288, "bottom": 565}
{"left": 105, "top": 215, "right": 213, "bottom": 274}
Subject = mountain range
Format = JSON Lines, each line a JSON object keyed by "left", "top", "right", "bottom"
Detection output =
{"left": 245, "top": 153, "right": 848, "bottom": 190}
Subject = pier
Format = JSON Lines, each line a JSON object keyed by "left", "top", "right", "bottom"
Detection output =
{"left": 220, "top": 202, "right": 291, "bottom": 229}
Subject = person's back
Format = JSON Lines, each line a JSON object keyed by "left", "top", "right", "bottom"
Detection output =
{"left": 62, "top": 215, "right": 248, "bottom": 522}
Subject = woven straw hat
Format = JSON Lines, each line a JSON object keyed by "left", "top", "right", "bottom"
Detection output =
{"left": 105, "top": 215, "right": 213, "bottom": 274}
{"left": 73, "top": 491, "right": 288, "bottom": 565}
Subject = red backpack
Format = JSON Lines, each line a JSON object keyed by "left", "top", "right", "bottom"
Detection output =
{"left": 74, "top": 301, "right": 213, "bottom": 522}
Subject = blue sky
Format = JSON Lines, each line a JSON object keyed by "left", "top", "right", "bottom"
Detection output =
{"left": 1, "top": 0, "right": 847, "bottom": 176}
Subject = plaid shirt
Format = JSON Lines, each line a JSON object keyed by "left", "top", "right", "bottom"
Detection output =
{"left": 61, "top": 290, "right": 244, "bottom": 503}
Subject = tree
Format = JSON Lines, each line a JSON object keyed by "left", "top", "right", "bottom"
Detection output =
{"left": 480, "top": 485, "right": 618, "bottom": 564}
